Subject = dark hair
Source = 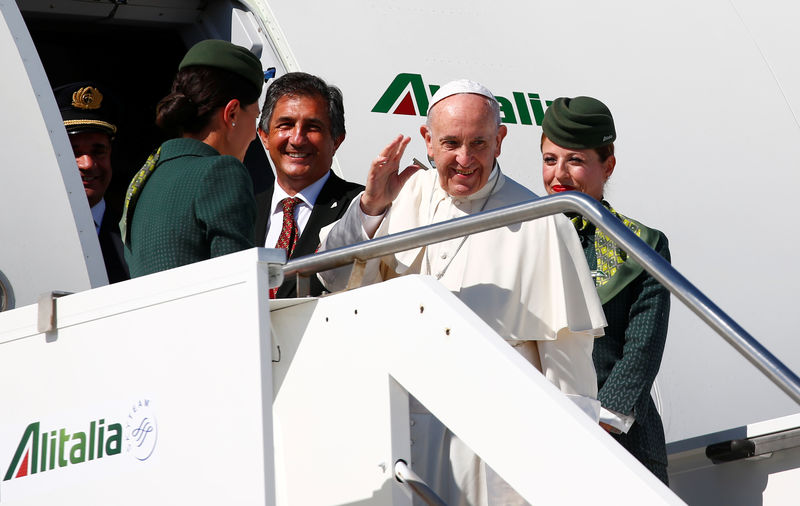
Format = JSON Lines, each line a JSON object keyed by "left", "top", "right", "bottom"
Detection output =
{"left": 593, "top": 142, "right": 614, "bottom": 162}
{"left": 258, "top": 72, "right": 345, "bottom": 140}
{"left": 156, "top": 66, "right": 261, "bottom": 136}
{"left": 540, "top": 133, "right": 615, "bottom": 161}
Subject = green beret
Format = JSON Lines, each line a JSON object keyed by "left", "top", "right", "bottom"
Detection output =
{"left": 179, "top": 39, "right": 264, "bottom": 93}
{"left": 542, "top": 96, "right": 616, "bottom": 149}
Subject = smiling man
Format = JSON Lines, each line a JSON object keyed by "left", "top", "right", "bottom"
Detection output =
{"left": 318, "top": 79, "right": 608, "bottom": 504}
{"left": 255, "top": 72, "right": 363, "bottom": 298}
{"left": 54, "top": 81, "right": 129, "bottom": 284}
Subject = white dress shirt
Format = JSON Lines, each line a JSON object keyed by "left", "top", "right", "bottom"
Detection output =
{"left": 264, "top": 171, "right": 331, "bottom": 247}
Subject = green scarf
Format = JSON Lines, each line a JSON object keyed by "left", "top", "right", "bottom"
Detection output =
{"left": 119, "top": 147, "right": 161, "bottom": 248}
{"left": 572, "top": 201, "right": 660, "bottom": 304}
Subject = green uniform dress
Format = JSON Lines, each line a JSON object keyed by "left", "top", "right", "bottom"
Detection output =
{"left": 124, "top": 138, "right": 256, "bottom": 277}
{"left": 574, "top": 203, "right": 670, "bottom": 484}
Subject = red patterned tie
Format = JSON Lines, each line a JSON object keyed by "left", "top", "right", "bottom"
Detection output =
{"left": 270, "top": 197, "right": 300, "bottom": 298}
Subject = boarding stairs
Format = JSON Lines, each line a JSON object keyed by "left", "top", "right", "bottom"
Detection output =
{"left": 0, "top": 194, "right": 797, "bottom": 504}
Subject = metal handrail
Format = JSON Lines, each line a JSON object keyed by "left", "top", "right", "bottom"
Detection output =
{"left": 283, "top": 191, "right": 800, "bottom": 405}
{"left": 394, "top": 460, "right": 447, "bottom": 505}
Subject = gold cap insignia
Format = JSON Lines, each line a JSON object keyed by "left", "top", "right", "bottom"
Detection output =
{"left": 71, "top": 86, "right": 104, "bottom": 110}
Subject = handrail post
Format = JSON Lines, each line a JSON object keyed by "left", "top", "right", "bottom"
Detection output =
{"left": 295, "top": 273, "right": 310, "bottom": 298}
{"left": 394, "top": 460, "right": 447, "bottom": 506}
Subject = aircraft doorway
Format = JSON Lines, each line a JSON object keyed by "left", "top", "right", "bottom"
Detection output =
{"left": 20, "top": 15, "right": 185, "bottom": 216}
{"left": 17, "top": 0, "right": 279, "bottom": 215}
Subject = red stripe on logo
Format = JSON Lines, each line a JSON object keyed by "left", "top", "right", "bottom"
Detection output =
{"left": 15, "top": 450, "right": 29, "bottom": 478}
{"left": 393, "top": 92, "right": 416, "bottom": 115}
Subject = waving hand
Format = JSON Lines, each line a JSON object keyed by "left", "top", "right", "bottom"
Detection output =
{"left": 359, "top": 135, "right": 421, "bottom": 216}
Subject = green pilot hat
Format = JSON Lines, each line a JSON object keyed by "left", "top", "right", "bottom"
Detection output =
{"left": 542, "top": 96, "right": 616, "bottom": 149}
{"left": 179, "top": 39, "right": 264, "bottom": 93}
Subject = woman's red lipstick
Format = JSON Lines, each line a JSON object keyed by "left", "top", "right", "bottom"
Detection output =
{"left": 551, "top": 185, "right": 575, "bottom": 192}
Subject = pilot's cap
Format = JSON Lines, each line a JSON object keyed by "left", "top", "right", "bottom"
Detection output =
{"left": 53, "top": 81, "right": 119, "bottom": 137}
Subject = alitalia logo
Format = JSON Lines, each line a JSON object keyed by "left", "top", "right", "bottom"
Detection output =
{"left": 3, "top": 399, "right": 156, "bottom": 481}
{"left": 3, "top": 418, "right": 122, "bottom": 480}
{"left": 372, "top": 73, "right": 553, "bottom": 126}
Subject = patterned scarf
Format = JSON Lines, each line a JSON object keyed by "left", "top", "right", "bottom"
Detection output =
{"left": 119, "top": 147, "right": 161, "bottom": 247}
{"left": 572, "top": 201, "right": 659, "bottom": 304}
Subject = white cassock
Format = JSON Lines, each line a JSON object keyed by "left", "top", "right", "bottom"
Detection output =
{"left": 318, "top": 164, "right": 607, "bottom": 505}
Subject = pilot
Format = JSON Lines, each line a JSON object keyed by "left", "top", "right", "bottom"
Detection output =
{"left": 317, "top": 79, "right": 607, "bottom": 504}
{"left": 53, "top": 81, "right": 130, "bottom": 284}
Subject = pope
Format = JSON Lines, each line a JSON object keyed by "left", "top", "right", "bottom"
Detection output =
{"left": 318, "top": 79, "right": 608, "bottom": 505}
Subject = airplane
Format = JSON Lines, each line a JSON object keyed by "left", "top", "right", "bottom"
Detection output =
{"left": 1, "top": 0, "right": 799, "bottom": 503}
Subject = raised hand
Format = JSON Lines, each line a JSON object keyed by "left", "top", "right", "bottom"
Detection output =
{"left": 360, "top": 135, "right": 421, "bottom": 216}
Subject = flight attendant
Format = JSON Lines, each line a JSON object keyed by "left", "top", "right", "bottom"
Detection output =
{"left": 122, "top": 39, "right": 263, "bottom": 277}
{"left": 541, "top": 96, "right": 671, "bottom": 483}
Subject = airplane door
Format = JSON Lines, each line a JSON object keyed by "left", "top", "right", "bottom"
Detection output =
{"left": 0, "top": 2, "right": 107, "bottom": 310}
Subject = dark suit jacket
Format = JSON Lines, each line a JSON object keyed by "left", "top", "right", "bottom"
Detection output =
{"left": 578, "top": 220, "right": 670, "bottom": 483}
{"left": 98, "top": 207, "right": 130, "bottom": 284}
{"left": 256, "top": 172, "right": 363, "bottom": 298}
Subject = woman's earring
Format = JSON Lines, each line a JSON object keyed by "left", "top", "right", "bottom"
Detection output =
{"left": 232, "top": 122, "right": 237, "bottom": 127}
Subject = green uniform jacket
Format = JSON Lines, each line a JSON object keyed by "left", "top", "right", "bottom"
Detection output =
{"left": 124, "top": 138, "right": 256, "bottom": 277}
{"left": 577, "top": 215, "right": 670, "bottom": 483}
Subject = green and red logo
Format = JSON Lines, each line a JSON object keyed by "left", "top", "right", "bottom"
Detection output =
{"left": 372, "top": 73, "right": 553, "bottom": 126}
{"left": 4, "top": 418, "right": 123, "bottom": 480}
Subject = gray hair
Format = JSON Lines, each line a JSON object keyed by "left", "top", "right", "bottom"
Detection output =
{"left": 259, "top": 72, "right": 345, "bottom": 140}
